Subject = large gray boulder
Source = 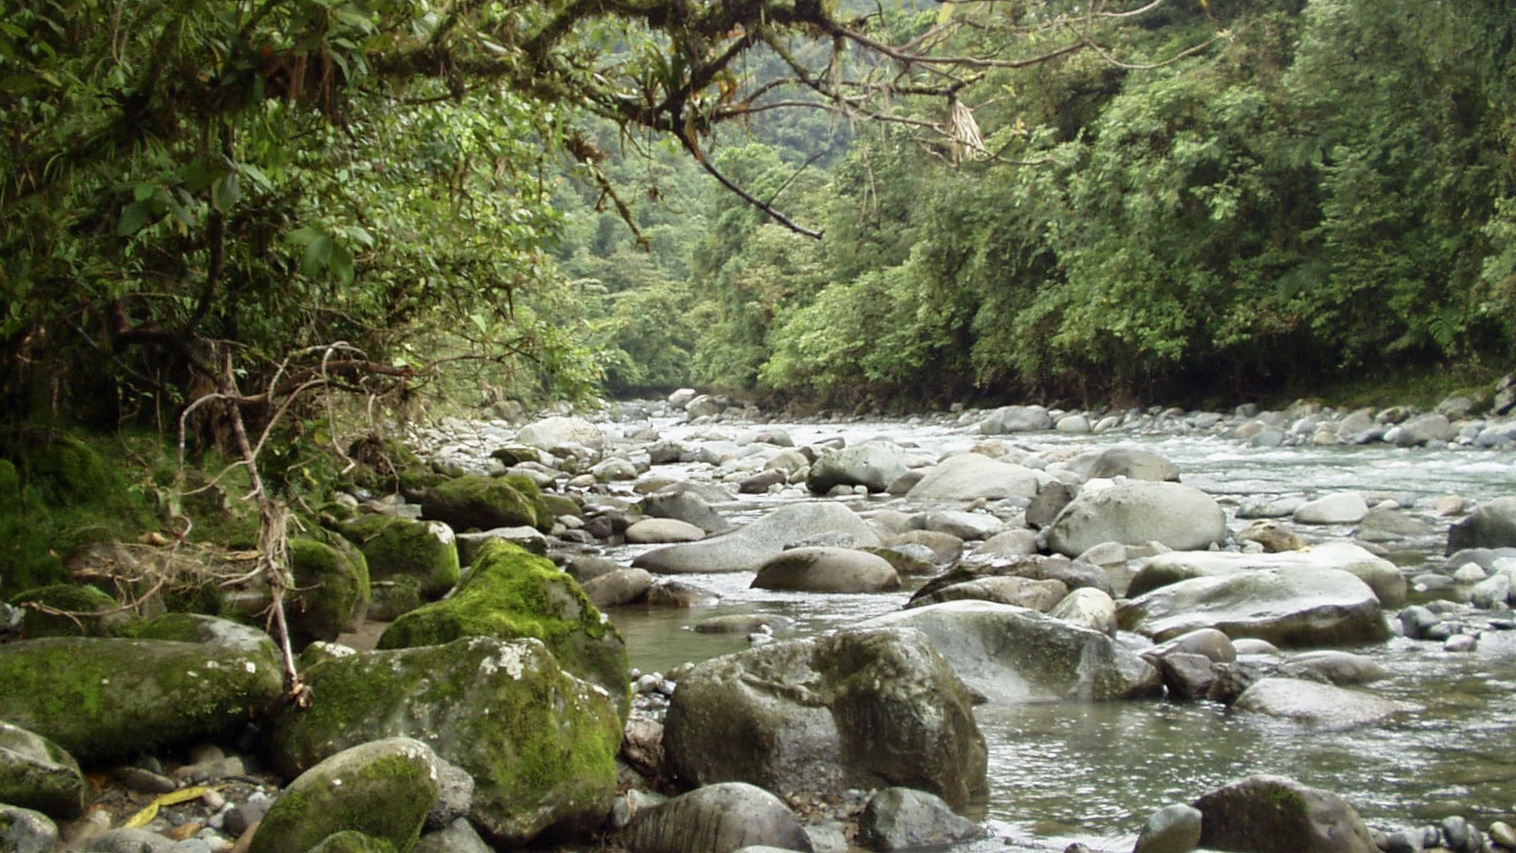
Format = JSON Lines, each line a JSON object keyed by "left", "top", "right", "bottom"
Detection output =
{"left": 862, "top": 601, "right": 1160, "bottom": 704}
{"left": 267, "top": 636, "right": 622, "bottom": 847}
{"left": 1193, "top": 774, "right": 1379, "bottom": 853}
{"left": 751, "top": 547, "right": 901, "bottom": 593}
{"left": 905, "top": 453, "right": 1041, "bottom": 502}
{"left": 978, "top": 405, "right": 1054, "bottom": 434}
{"left": 1118, "top": 567, "right": 1391, "bottom": 647}
{"left": 623, "top": 783, "right": 813, "bottom": 853}
{"left": 1231, "top": 678, "right": 1404, "bottom": 729}
{"left": 807, "top": 442, "right": 909, "bottom": 494}
{"left": 1045, "top": 482, "right": 1226, "bottom": 557}
{"left": 249, "top": 738, "right": 442, "bottom": 853}
{"left": 0, "top": 615, "right": 283, "bottom": 764}
{"left": 516, "top": 416, "right": 604, "bottom": 450}
{"left": 643, "top": 487, "right": 735, "bottom": 535}
{"left": 856, "top": 787, "right": 983, "bottom": 851}
{"left": 1125, "top": 542, "right": 1407, "bottom": 607}
{"left": 1068, "top": 447, "right": 1181, "bottom": 482}
{"left": 634, "top": 502, "right": 879, "bottom": 574}
{"left": 1447, "top": 496, "right": 1516, "bottom": 553}
{"left": 663, "top": 628, "right": 987, "bottom": 808}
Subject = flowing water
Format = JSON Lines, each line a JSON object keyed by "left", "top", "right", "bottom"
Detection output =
{"left": 600, "top": 417, "right": 1516, "bottom": 849}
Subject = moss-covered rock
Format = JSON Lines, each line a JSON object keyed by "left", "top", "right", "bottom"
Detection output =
{"left": 536, "top": 493, "right": 581, "bottom": 523}
{"left": 9, "top": 584, "right": 134, "bottom": 638}
{"left": 250, "top": 738, "right": 439, "bottom": 853}
{"left": 418, "top": 475, "right": 543, "bottom": 532}
{"left": 0, "top": 721, "right": 88, "bottom": 818}
{"left": 286, "top": 538, "right": 371, "bottom": 648}
{"left": 267, "top": 636, "right": 622, "bottom": 847}
{"left": 336, "top": 515, "right": 460, "bottom": 600}
{"left": 377, "top": 541, "right": 630, "bottom": 720}
{"left": 0, "top": 614, "right": 284, "bottom": 763}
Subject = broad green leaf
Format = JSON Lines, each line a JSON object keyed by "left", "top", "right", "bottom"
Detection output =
{"left": 329, "top": 244, "right": 355, "bottom": 286}
{"left": 303, "top": 236, "right": 334, "bottom": 278}
{"left": 212, "top": 173, "right": 241, "bottom": 212}
{"left": 116, "top": 201, "right": 152, "bottom": 236}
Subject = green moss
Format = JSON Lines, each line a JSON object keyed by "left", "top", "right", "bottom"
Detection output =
{"left": 251, "top": 748, "right": 434, "bottom": 853}
{"left": 419, "top": 475, "right": 544, "bottom": 532}
{"left": 377, "top": 541, "right": 630, "bottom": 720}
{"left": 0, "top": 430, "right": 160, "bottom": 597}
{"left": 336, "top": 515, "right": 460, "bottom": 599}
{"left": 536, "top": 492, "right": 580, "bottom": 522}
{"left": 269, "top": 638, "right": 621, "bottom": 846}
{"left": 286, "top": 538, "right": 371, "bottom": 648}
{"left": 9, "top": 584, "right": 131, "bottom": 638}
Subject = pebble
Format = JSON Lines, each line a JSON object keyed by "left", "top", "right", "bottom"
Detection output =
{"left": 1490, "top": 820, "right": 1516, "bottom": 848}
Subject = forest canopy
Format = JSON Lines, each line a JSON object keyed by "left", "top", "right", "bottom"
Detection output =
{"left": 2, "top": 0, "right": 1514, "bottom": 432}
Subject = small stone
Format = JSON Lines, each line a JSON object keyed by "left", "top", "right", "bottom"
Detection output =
{"left": 1383, "top": 829, "right": 1423, "bottom": 853}
{"left": 1489, "top": 820, "right": 1516, "bottom": 849}
{"left": 1444, "top": 634, "right": 1479, "bottom": 652}
{"left": 1134, "top": 803, "right": 1202, "bottom": 853}
{"left": 1442, "top": 815, "right": 1480, "bottom": 853}
{"left": 114, "top": 765, "right": 179, "bottom": 794}
{"left": 1454, "top": 563, "right": 1490, "bottom": 583}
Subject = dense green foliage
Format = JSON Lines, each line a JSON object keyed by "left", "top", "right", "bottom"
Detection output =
{"left": 579, "top": 0, "right": 1516, "bottom": 406}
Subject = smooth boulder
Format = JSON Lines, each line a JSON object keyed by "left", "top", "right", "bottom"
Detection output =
{"left": 856, "top": 787, "right": 983, "bottom": 851}
{"left": 1447, "top": 496, "right": 1516, "bottom": 553}
{"left": 862, "top": 601, "right": 1159, "bottom": 704}
{"left": 1045, "top": 482, "right": 1226, "bottom": 557}
{"left": 1118, "top": 566, "right": 1391, "bottom": 647}
{"left": 1193, "top": 774, "right": 1379, "bottom": 853}
{"left": 1125, "top": 542, "right": 1407, "bottom": 607}
{"left": 905, "top": 453, "right": 1041, "bottom": 502}
{"left": 0, "top": 722, "right": 87, "bottom": 818}
{"left": 1231, "top": 677, "right": 1403, "bottom": 729}
{"left": 751, "top": 547, "right": 901, "bottom": 593}
{"left": 663, "top": 628, "right": 987, "bottom": 808}
{"left": 634, "top": 502, "right": 879, "bottom": 574}
{"left": 623, "top": 782, "right": 813, "bottom": 853}
{"left": 249, "top": 738, "right": 441, "bottom": 853}
{"left": 807, "top": 442, "right": 909, "bottom": 494}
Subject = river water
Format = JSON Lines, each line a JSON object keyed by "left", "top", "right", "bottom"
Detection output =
{"left": 599, "top": 416, "right": 1516, "bottom": 850}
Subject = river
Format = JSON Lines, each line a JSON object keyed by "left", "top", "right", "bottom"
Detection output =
{"left": 598, "top": 414, "right": 1516, "bottom": 850}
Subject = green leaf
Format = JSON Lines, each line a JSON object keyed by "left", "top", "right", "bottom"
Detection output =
{"left": 116, "top": 201, "right": 152, "bottom": 237}
{"left": 212, "top": 173, "right": 241, "bottom": 212}
{"left": 303, "top": 236, "right": 334, "bottom": 278}
{"left": 329, "top": 244, "right": 355, "bottom": 286}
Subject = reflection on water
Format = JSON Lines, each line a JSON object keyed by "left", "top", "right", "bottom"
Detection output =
{"left": 603, "top": 418, "right": 1516, "bottom": 846}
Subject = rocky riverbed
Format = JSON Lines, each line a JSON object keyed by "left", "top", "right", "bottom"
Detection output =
{"left": 3, "top": 389, "right": 1516, "bottom": 853}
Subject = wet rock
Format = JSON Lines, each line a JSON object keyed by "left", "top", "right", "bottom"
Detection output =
{"left": 1238, "top": 519, "right": 1305, "bottom": 552}
{"left": 626, "top": 518, "right": 707, "bottom": 544}
{"left": 1275, "top": 650, "right": 1388, "bottom": 685}
{"left": 1238, "top": 496, "right": 1307, "bottom": 520}
{"left": 856, "top": 787, "right": 983, "bottom": 851}
{"left": 1047, "top": 587, "right": 1119, "bottom": 636}
{"left": 752, "top": 547, "right": 901, "bottom": 594}
{"left": 1193, "top": 774, "right": 1379, "bottom": 853}
{"left": 908, "top": 575, "right": 1066, "bottom": 611}
{"left": 1145, "top": 628, "right": 1237, "bottom": 663}
{"left": 979, "top": 405, "right": 1053, "bottom": 434}
{"left": 914, "top": 510, "right": 1003, "bottom": 541}
{"left": 646, "top": 580, "right": 721, "bottom": 608}
{"left": 905, "top": 453, "right": 1041, "bottom": 502}
{"left": 1293, "top": 492, "right": 1370, "bottom": 525}
{"left": 624, "top": 783, "right": 813, "bottom": 853}
{"left": 1118, "top": 566, "right": 1391, "bottom": 647}
{"left": 863, "top": 601, "right": 1160, "bottom": 704}
{"left": 517, "top": 416, "right": 604, "bottom": 450}
{"left": 1156, "top": 652, "right": 1217, "bottom": 701}
{"left": 1447, "top": 497, "right": 1516, "bottom": 553}
{"left": 1045, "top": 482, "right": 1227, "bottom": 557}
{"left": 1125, "top": 542, "right": 1407, "bottom": 608}
{"left": 635, "top": 502, "right": 879, "bottom": 574}
{"left": 1078, "top": 447, "right": 1181, "bottom": 482}
{"left": 1133, "top": 803, "right": 1202, "bottom": 853}
{"left": 1232, "top": 677, "right": 1403, "bottom": 729}
{"left": 663, "top": 628, "right": 987, "bottom": 808}
{"left": 643, "top": 487, "right": 735, "bottom": 535}
{"left": 807, "top": 442, "right": 909, "bottom": 494}
{"left": 882, "top": 530, "right": 964, "bottom": 565}
{"left": 582, "top": 568, "right": 655, "bottom": 608}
